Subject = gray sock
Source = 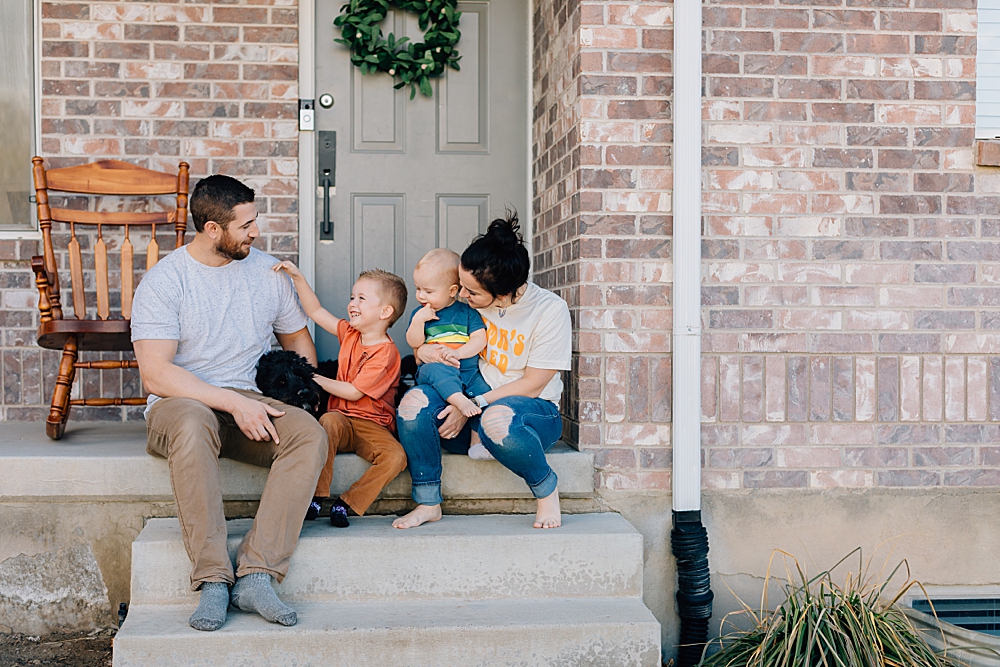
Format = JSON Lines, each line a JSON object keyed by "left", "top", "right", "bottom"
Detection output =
{"left": 231, "top": 573, "right": 297, "bottom": 626}
{"left": 188, "top": 582, "right": 230, "bottom": 631}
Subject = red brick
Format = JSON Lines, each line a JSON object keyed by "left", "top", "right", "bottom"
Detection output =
{"left": 778, "top": 32, "right": 843, "bottom": 53}
{"left": 813, "top": 10, "right": 876, "bottom": 30}
{"left": 847, "top": 34, "right": 910, "bottom": 54}
{"left": 746, "top": 9, "right": 808, "bottom": 29}
{"left": 214, "top": 7, "right": 268, "bottom": 23}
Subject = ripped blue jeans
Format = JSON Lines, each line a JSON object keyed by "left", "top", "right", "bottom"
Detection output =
{"left": 396, "top": 387, "right": 562, "bottom": 506}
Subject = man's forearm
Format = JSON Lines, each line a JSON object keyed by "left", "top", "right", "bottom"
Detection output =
{"left": 140, "top": 360, "right": 242, "bottom": 413}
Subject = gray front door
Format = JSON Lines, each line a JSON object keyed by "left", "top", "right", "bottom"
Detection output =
{"left": 313, "top": 0, "right": 528, "bottom": 362}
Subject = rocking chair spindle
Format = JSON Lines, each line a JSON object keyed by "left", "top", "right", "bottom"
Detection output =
{"left": 30, "top": 158, "right": 190, "bottom": 439}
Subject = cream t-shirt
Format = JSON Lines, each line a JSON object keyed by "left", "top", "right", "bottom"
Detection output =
{"left": 477, "top": 282, "right": 572, "bottom": 405}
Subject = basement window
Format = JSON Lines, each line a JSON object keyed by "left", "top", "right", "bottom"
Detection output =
{"left": 912, "top": 598, "right": 1000, "bottom": 636}
{"left": 0, "top": 0, "right": 38, "bottom": 235}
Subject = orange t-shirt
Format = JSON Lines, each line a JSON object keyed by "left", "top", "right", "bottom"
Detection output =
{"left": 327, "top": 319, "right": 400, "bottom": 430}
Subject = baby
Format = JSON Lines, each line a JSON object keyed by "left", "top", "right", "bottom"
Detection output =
{"left": 405, "top": 249, "right": 490, "bottom": 428}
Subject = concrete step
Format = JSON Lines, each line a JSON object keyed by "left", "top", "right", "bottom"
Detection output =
{"left": 113, "top": 597, "right": 662, "bottom": 667}
{"left": 131, "top": 513, "right": 644, "bottom": 605}
{"left": 0, "top": 423, "right": 594, "bottom": 501}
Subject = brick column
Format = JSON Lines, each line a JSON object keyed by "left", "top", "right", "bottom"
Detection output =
{"left": 533, "top": 0, "right": 673, "bottom": 490}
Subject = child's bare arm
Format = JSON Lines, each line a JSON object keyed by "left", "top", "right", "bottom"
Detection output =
{"left": 313, "top": 374, "right": 364, "bottom": 401}
{"left": 405, "top": 304, "right": 438, "bottom": 349}
{"left": 405, "top": 317, "right": 427, "bottom": 350}
{"left": 273, "top": 261, "right": 342, "bottom": 336}
{"left": 452, "top": 329, "right": 487, "bottom": 360}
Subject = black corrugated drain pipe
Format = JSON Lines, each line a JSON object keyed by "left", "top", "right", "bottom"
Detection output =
{"left": 671, "top": 509, "right": 713, "bottom": 667}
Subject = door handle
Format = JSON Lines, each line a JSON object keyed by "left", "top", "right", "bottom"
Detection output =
{"left": 321, "top": 176, "right": 333, "bottom": 238}
{"left": 318, "top": 131, "right": 336, "bottom": 241}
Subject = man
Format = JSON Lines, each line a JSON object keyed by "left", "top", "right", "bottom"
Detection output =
{"left": 131, "top": 175, "right": 327, "bottom": 631}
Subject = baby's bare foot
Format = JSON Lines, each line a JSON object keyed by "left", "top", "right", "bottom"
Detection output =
{"left": 447, "top": 392, "right": 481, "bottom": 418}
{"left": 534, "top": 489, "right": 561, "bottom": 529}
{"left": 392, "top": 504, "right": 443, "bottom": 529}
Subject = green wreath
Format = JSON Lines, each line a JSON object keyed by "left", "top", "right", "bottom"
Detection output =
{"left": 334, "top": 0, "right": 462, "bottom": 99}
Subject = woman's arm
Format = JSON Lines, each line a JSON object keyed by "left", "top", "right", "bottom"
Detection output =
{"left": 415, "top": 342, "right": 460, "bottom": 367}
{"left": 479, "top": 366, "right": 558, "bottom": 402}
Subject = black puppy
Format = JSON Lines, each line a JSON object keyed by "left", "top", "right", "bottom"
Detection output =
{"left": 255, "top": 350, "right": 325, "bottom": 418}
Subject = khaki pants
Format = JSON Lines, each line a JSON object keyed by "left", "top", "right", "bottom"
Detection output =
{"left": 314, "top": 412, "right": 407, "bottom": 515}
{"left": 146, "top": 389, "right": 327, "bottom": 590}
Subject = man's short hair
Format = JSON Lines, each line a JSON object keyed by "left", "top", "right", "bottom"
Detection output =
{"left": 190, "top": 175, "right": 255, "bottom": 233}
{"left": 358, "top": 269, "right": 408, "bottom": 326}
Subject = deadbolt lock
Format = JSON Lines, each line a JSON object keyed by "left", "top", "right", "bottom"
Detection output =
{"left": 319, "top": 94, "right": 334, "bottom": 109}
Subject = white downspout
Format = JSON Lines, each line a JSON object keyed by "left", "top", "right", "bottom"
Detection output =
{"left": 672, "top": 0, "right": 703, "bottom": 514}
{"left": 670, "top": 2, "right": 713, "bottom": 665}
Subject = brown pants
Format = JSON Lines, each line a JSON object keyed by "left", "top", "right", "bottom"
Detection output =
{"left": 146, "top": 389, "right": 327, "bottom": 590}
{"left": 314, "top": 411, "right": 407, "bottom": 515}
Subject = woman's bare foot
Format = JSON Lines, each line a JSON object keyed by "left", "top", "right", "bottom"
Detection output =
{"left": 447, "top": 392, "right": 482, "bottom": 418}
{"left": 534, "top": 488, "right": 561, "bottom": 529}
{"left": 392, "top": 504, "right": 443, "bottom": 529}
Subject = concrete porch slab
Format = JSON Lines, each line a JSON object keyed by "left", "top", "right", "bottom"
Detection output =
{"left": 0, "top": 423, "right": 594, "bottom": 501}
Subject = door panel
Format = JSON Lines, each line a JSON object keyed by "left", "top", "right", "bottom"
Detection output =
{"left": 351, "top": 11, "right": 405, "bottom": 152}
{"left": 437, "top": 195, "right": 489, "bottom": 255}
{"left": 354, "top": 195, "right": 404, "bottom": 274}
{"left": 438, "top": 4, "right": 488, "bottom": 153}
{"left": 314, "top": 0, "right": 527, "bottom": 362}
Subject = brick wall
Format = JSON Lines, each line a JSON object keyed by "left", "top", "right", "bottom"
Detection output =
{"left": 697, "top": 0, "right": 997, "bottom": 490}
{"left": 531, "top": 0, "right": 583, "bottom": 438}
{"left": 533, "top": 0, "right": 674, "bottom": 490}
{"left": 0, "top": 0, "right": 299, "bottom": 421}
{"left": 7, "top": 0, "right": 1000, "bottom": 496}
{"left": 533, "top": 0, "right": 1000, "bottom": 493}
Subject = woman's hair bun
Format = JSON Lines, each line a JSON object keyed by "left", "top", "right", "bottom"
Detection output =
{"left": 485, "top": 210, "right": 522, "bottom": 249}
{"left": 461, "top": 208, "right": 530, "bottom": 299}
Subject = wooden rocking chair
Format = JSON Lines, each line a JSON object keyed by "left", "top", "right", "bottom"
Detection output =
{"left": 30, "top": 158, "right": 190, "bottom": 439}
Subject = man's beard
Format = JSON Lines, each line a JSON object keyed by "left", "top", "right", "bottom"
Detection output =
{"left": 214, "top": 230, "right": 252, "bottom": 261}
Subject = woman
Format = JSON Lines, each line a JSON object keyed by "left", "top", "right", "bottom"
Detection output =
{"left": 393, "top": 212, "right": 572, "bottom": 530}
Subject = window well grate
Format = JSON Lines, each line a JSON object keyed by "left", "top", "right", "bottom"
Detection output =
{"left": 912, "top": 599, "right": 1000, "bottom": 636}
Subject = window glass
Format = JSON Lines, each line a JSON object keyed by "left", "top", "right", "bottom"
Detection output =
{"left": 0, "top": 0, "right": 35, "bottom": 231}
{"left": 980, "top": 3, "right": 1000, "bottom": 139}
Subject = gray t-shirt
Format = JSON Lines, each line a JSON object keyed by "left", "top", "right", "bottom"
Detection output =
{"left": 131, "top": 246, "right": 307, "bottom": 410}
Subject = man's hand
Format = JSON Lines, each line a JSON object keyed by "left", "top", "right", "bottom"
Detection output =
{"left": 437, "top": 404, "right": 468, "bottom": 439}
{"left": 416, "top": 343, "right": 461, "bottom": 368}
{"left": 230, "top": 393, "right": 285, "bottom": 444}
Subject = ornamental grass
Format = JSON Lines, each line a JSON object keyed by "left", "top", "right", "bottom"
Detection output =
{"left": 698, "top": 549, "right": 963, "bottom": 667}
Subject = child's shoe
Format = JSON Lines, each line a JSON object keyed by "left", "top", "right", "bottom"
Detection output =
{"left": 329, "top": 498, "right": 350, "bottom": 528}
{"left": 305, "top": 497, "right": 323, "bottom": 521}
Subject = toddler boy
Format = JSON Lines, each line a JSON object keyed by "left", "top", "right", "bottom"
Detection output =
{"left": 273, "top": 262, "right": 408, "bottom": 527}
{"left": 405, "top": 249, "right": 490, "bottom": 434}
